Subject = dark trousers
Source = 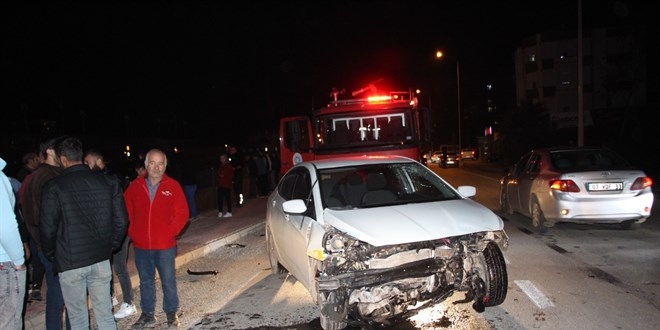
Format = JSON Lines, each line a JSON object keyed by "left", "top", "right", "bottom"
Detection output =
{"left": 216, "top": 186, "right": 232, "bottom": 213}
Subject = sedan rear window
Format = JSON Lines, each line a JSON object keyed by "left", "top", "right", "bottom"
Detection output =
{"left": 550, "top": 149, "right": 633, "bottom": 171}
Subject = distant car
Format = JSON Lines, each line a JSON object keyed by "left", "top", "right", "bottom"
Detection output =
{"left": 267, "top": 155, "right": 509, "bottom": 330}
{"left": 437, "top": 144, "right": 460, "bottom": 168}
{"left": 440, "top": 151, "right": 460, "bottom": 168}
{"left": 461, "top": 148, "right": 477, "bottom": 160}
{"left": 429, "top": 150, "right": 443, "bottom": 163}
{"left": 499, "top": 146, "right": 654, "bottom": 233}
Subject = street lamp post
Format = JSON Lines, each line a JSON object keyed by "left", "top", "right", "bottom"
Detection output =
{"left": 456, "top": 60, "right": 461, "bottom": 149}
{"left": 435, "top": 51, "right": 461, "bottom": 149}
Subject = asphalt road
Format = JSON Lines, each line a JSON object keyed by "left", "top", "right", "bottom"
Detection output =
{"left": 109, "top": 162, "right": 660, "bottom": 329}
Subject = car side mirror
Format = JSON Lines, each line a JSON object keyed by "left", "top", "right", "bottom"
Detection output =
{"left": 282, "top": 199, "right": 307, "bottom": 214}
{"left": 457, "top": 185, "right": 476, "bottom": 198}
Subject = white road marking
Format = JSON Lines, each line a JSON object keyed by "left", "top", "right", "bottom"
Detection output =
{"left": 514, "top": 279, "right": 555, "bottom": 309}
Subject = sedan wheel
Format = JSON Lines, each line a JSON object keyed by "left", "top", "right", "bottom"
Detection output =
{"left": 266, "top": 226, "right": 282, "bottom": 274}
{"left": 479, "top": 242, "right": 508, "bottom": 307}
{"left": 500, "top": 190, "right": 513, "bottom": 215}
{"left": 530, "top": 199, "right": 548, "bottom": 233}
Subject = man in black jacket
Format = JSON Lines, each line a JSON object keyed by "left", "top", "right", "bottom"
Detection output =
{"left": 40, "top": 136, "right": 128, "bottom": 329}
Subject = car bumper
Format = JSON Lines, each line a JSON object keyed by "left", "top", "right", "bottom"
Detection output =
{"left": 541, "top": 192, "right": 654, "bottom": 224}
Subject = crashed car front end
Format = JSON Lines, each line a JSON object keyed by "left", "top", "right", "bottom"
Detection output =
{"left": 312, "top": 228, "right": 509, "bottom": 328}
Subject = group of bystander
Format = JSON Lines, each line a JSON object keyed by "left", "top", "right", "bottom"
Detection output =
{"left": 1, "top": 135, "right": 189, "bottom": 329}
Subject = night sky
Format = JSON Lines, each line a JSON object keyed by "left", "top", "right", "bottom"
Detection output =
{"left": 2, "top": 1, "right": 650, "bottom": 147}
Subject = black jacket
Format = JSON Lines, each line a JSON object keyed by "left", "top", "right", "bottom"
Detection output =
{"left": 40, "top": 164, "right": 128, "bottom": 273}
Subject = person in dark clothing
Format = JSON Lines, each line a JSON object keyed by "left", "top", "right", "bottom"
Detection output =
{"left": 179, "top": 154, "right": 199, "bottom": 219}
{"left": 216, "top": 153, "right": 234, "bottom": 218}
{"left": 15, "top": 152, "right": 40, "bottom": 182}
{"left": 84, "top": 148, "right": 137, "bottom": 319}
{"left": 247, "top": 152, "right": 259, "bottom": 198}
{"left": 19, "top": 134, "right": 71, "bottom": 329}
{"left": 228, "top": 146, "right": 244, "bottom": 207}
{"left": 41, "top": 136, "right": 128, "bottom": 329}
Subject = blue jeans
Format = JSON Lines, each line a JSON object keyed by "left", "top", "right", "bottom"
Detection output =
{"left": 134, "top": 246, "right": 179, "bottom": 315}
{"left": 112, "top": 236, "right": 133, "bottom": 304}
{"left": 0, "top": 261, "right": 27, "bottom": 330}
{"left": 39, "top": 251, "right": 71, "bottom": 330}
{"left": 59, "top": 260, "right": 115, "bottom": 330}
{"left": 183, "top": 184, "right": 198, "bottom": 218}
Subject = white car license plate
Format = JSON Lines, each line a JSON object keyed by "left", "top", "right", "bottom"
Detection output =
{"left": 587, "top": 182, "right": 623, "bottom": 191}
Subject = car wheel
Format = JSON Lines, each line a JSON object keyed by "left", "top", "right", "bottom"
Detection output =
{"left": 266, "top": 226, "right": 283, "bottom": 274}
{"left": 319, "top": 291, "right": 348, "bottom": 330}
{"left": 530, "top": 199, "right": 548, "bottom": 234}
{"left": 479, "top": 242, "right": 508, "bottom": 307}
{"left": 620, "top": 220, "right": 635, "bottom": 230}
{"left": 499, "top": 190, "right": 513, "bottom": 215}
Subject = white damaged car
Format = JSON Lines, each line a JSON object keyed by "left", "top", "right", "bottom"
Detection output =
{"left": 266, "top": 155, "right": 509, "bottom": 330}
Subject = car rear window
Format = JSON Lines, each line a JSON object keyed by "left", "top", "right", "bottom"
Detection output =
{"left": 550, "top": 149, "right": 633, "bottom": 171}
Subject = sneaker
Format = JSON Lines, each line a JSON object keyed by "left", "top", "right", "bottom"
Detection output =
{"left": 217, "top": 211, "right": 223, "bottom": 218}
{"left": 132, "top": 313, "right": 156, "bottom": 329}
{"left": 166, "top": 312, "right": 180, "bottom": 328}
{"left": 114, "top": 302, "right": 137, "bottom": 319}
{"left": 112, "top": 295, "right": 119, "bottom": 306}
{"left": 222, "top": 212, "right": 232, "bottom": 218}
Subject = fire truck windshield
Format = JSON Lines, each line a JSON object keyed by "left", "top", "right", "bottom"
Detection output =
{"left": 320, "top": 113, "right": 409, "bottom": 145}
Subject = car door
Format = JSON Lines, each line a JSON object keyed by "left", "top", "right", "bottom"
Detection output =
{"left": 515, "top": 152, "right": 541, "bottom": 216}
{"left": 507, "top": 152, "right": 533, "bottom": 212}
{"left": 270, "top": 166, "right": 317, "bottom": 288}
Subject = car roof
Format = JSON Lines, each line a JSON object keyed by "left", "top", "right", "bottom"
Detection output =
{"left": 299, "top": 155, "right": 416, "bottom": 170}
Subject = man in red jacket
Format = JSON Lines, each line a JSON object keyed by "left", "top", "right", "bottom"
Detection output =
{"left": 124, "top": 149, "right": 189, "bottom": 328}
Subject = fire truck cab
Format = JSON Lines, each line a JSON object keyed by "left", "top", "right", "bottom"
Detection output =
{"left": 279, "top": 84, "right": 430, "bottom": 174}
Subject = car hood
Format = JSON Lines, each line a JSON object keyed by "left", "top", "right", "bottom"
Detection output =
{"left": 323, "top": 199, "right": 504, "bottom": 246}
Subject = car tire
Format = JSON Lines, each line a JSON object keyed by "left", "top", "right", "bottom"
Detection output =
{"left": 479, "top": 242, "right": 508, "bottom": 307}
{"left": 266, "top": 225, "right": 283, "bottom": 274}
{"left": 319, "top": 291, "right": 348, "bottom": 330}
{"left": 530, "top": 199, "right": 548, "bottom": 234}
{"left": 500, "top": 190, "right": 513, "bottom": 215}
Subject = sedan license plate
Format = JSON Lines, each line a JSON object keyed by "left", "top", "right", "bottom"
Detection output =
{"left": 587, "top": 182, "right": 623, "bottom": 191}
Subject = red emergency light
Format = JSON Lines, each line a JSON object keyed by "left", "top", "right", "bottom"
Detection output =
{"left": 367, "top": 95, "right": 392, "bottom": 103}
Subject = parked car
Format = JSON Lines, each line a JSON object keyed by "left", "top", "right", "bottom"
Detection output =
{"left": 266, "top": 155, "right": 509, "bottom": 330}
{"left": 461, "top": 148, "right": 477, "bottom": 160}
{"left": 499, "top": 146, "right": 654, "bottom": 233}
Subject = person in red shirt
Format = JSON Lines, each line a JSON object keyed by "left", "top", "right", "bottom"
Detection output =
{"left": 123, "top": 149, "right": 189, "bottom": 328}
{"left": 216, "top": 153, "right": 234, "bottom": 218}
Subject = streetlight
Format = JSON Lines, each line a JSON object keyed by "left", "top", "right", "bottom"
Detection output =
{"left": 435, "top": 51, "right": 461, "bottom": 149}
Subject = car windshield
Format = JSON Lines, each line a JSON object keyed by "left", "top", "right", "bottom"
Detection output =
{"left": 318, "top": 162, "right": 461, "bottom": 209}
{"left": 550, "top": 149, "right": 634, "bottom": 171}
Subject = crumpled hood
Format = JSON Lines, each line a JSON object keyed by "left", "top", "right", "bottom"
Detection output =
{"left": 323, "top": 199, "right": 503, "bottom": 246}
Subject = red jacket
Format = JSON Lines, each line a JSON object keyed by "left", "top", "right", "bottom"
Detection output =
{"left": 124, "top": 174, "right": 189, "bottom": 250}
{"left": 216, "top": 162, "right": 234, "bottom": 189}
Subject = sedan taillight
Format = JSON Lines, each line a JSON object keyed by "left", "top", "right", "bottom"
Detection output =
{"left": 549, "top": 179, "right": 580, "bottom": 192}
{"left": 631, "top": 177, "right": 653, "bottom": 190}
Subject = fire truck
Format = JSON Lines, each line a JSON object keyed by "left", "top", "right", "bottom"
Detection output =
{"left": 279, "top": 81, "right": 431, "bottom": 174}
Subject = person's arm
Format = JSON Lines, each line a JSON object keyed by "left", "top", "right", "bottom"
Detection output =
{"left": 38, "top": 183, "right": 59, "bottom": 261}
{"left": 1, "top": 183, "right": 25, "bottom": 268}
{"left": 110, "top": 178, "right": 129, "bottom": 252}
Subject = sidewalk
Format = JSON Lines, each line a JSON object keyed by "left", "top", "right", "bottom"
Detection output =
{"left": 23, "top": 196, "right": 268, "bottom": 330}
